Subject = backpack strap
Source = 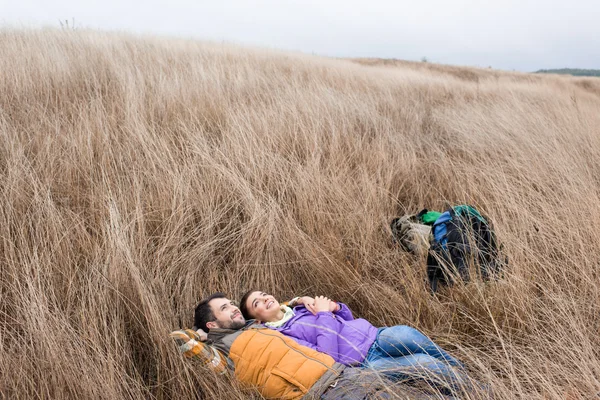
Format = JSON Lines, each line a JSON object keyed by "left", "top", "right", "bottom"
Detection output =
{"left": 452, "top": 205, "right": 487, "bottom": 225}
{"left": 431, "top": 211, "right": 453, "bottom": 248}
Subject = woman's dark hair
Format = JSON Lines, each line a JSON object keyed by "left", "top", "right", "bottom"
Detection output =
{"left": 239, "top": 289, "right": 259, "bottom": 320}
{"left": 194, "top": 292, "right": 227, "bottom": 333}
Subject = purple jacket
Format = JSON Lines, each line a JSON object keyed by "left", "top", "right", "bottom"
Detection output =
{"left": 269, "top": 303, "right": 379, "bottom": 366}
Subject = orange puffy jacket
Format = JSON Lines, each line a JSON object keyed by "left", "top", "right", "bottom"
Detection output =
{"left": 172, "top": 326, "right": 345, "bottom": 399}
{"left": 229, "top": 327, "right": 343, "bottom": 399}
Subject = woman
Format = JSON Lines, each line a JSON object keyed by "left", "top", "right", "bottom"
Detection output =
{"left": 239, "top": 291, "right": 469, "bottom": 388}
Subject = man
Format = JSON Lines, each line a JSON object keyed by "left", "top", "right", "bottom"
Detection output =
{"left": 186, "top": 293, "right": 400, "bottom": 400}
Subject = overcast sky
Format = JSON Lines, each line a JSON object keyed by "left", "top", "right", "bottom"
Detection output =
{"left": 2, "top": 0, "right": 599, "bottom": 72}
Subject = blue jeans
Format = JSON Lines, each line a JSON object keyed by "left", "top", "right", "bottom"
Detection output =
{"left": 362, "top": 326, "right": 468, "bottom": 391}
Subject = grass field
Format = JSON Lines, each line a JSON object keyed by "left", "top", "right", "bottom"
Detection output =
{"left": 1, "top": 29, "right": 600, "bottom": 399}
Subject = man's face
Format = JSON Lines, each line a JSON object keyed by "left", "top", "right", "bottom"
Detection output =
{"left": 206, "top": 297, "right": 246, "bottom": 330}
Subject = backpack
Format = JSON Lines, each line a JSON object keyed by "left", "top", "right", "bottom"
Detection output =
{"left": 392, "top": 205, "right": 505, "bottom": 292}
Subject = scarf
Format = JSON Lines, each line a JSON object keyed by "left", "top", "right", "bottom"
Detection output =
{"left": 265, "top": 306, "right": 295, "bottom": 328}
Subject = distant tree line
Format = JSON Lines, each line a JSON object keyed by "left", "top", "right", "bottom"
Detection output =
{"left": 535, "top": 68, "right": 600, "bottom": 77}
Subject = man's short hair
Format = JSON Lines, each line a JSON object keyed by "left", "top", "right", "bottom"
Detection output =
{"left": 194, "top": 292, "right": 227, "bottom": 333}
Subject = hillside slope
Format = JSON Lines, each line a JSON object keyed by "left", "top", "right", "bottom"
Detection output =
{"left": 1, "top": 29, "right": 600, "bottom": 399}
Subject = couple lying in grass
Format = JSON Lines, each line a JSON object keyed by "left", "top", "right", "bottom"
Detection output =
{"left": 173, "top": 290, "right": 484, "bottom": 399}
{"left": 238, "top": 291, "right": 463, "bottom": 375}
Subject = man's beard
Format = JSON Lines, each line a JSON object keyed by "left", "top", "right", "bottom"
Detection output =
{"left": 219, "top": 319, "right": 246, "bottom": 330}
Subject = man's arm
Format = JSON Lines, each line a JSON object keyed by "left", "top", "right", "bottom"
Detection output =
{"left": 169, "top": 329, "right": 230, "bottom": 374}
{"left": 285, "top": 296, "right": 314, "bottom": 308}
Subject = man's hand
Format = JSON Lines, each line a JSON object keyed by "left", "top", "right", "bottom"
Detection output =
{"left": 296, "top": 296, "right": 315, "bottom": 307}
{"left": 195, "top": 329, "right": 208, "bottom": 342}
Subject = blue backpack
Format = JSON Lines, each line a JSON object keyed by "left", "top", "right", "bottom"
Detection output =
{"left": 426, "top": 205, "right": 504, "bottom": 292}
{"left": 394, "top": 205, "right": 505, "bottom": 292}
{"left": 430, "top": 206, "right": 486, "bottom": 248}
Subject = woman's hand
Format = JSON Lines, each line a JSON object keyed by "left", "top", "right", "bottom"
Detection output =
{"left": 305, "top": 296, "right": 335, "bottom": 315}
{"left": 328, "top": 300, "right": 340, "bottom": 313}
{"left": 312, "top": 296, "right": 333, "bottom": 313}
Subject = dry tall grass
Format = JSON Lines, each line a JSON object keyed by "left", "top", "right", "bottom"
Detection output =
{"left": 1, "top": 29, "right": 600, "bottom": 399}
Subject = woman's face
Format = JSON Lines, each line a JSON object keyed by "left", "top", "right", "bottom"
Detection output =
{"left": 244, "top": 291, "right": 281, "bottom": 322}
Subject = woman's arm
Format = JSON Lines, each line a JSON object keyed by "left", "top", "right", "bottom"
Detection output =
{"left": 287, "top": 295, "right": 353, "bottom": 322}
{"left": 331, "top": 302, "right": 355, "bottom": 321}
{"left": 305, "top": 296, "right": 340, "bottom": 361}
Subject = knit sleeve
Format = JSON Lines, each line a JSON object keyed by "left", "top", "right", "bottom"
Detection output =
{"left": 169, "top": 329, "right": 230, "bottom": 374}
